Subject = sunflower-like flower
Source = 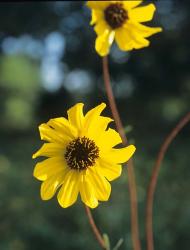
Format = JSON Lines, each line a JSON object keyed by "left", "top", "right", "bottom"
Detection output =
{"left": 87, "top": 1, "right": 162, "bottom": 56}
{"left": 33, "top": 103, "right": 135, "bottom": 208}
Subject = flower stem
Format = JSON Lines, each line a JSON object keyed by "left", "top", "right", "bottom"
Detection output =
{"left": 146, "top": 112, "right": 190, "bottom": 250}
{"left": 84, "top": 205, "right": 106, "bottom": 249}
{"left": 102, "top": 56, "right": 141, "bottom": 250}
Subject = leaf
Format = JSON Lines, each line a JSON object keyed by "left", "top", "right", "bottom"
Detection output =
{"left": 124, "top": 125, "right": 133, "bottom": 134}
{"left": 103, "top": 233, "right": 110, "bottom": 250}
{"left": 112, "top": 238, "right": 124, "bottom": 250}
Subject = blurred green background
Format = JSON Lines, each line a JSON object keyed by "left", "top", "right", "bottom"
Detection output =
{"left": 0, "top": 1, "right": 190, "bottom": 250}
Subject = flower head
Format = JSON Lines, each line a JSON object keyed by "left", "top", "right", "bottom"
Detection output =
{"left": 87, "top": 1, "right": 162, "bottom": 56}
{"left": 33, "top": 103, "right": 135, "bottom": 208}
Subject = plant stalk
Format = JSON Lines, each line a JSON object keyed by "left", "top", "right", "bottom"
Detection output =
{"left": 102, "top": 56, "right": 141, "bottom": 250}
{"left": 146, "top": 112, "right": 190, "bottom": 250}
{"left": 84, "top": 205, "right": 106, "bottom": 249}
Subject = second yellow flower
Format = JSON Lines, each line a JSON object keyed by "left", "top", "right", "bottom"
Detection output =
{"left": 87, "top": 1, "right": 162, "bottom": 56}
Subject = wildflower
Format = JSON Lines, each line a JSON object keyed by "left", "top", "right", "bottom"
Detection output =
{"left": 87, "top": 1, "right": 162, "bottom": 56}
{"left": 33, "top": 103, "right": 135, "bottom": 208}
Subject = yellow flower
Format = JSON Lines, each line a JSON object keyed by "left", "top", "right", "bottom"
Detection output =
{"left": 33, "top": 103, "right": 135, "bottom": 208}
{"left": 87, "top": 1, "right": 162, "bottom": 56}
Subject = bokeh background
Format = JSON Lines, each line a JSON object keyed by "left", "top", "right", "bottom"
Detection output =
{"left": 0, "top": 1, "right": 190, "bottom": 249}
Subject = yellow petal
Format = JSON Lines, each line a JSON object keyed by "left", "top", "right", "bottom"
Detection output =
{"left": 123, "top": 1, "right": 142, "bottom": 10}
{"left": 33, "top": 157, "right": 67, "bottom": 181}
{"left": 129, "top": 4, "right": 156, "bottom": 23}
{"left": 88, "top": 168, "right": 111, "bottom": 201}
{"left": 129, "top": 22, "right": 162, "bottom": 38}
{"left": 67, "top": 103, "right": 84, "bottom": 132}
{"left": 123, "top": 23, "right": 151, "bottom": 49}
{"left": 57, "top": 170, "right": 80, "bottom": 208}
{"left": 96, "top": 160, "right": 122, "bottom": 181}
{"left": 86, "top": 116, "right": 113, "bottom": 141}
{"left": 117, "top": 24, "right": 151, "bottom": 50}
{"left": 83, "top": 103, "right": 112, "bottom": 139}
{"left": 102, "top": 145, "right": 136, "bottom": 164}
{"left": 86, "top": 1, "right": 109, "bottom": 10}
{"left": 132, "top": 35, "right": 150, "bottom": 49}
{"left": 95, "top": 30, "right": 115, "bottom": 57}
{"left": 94, "top": 20, "right": 110, "bottom": 35}
{"left": 115, "top": 27, "right": 133, "bottom": 51}
{"left": 40, "top": 173, "right": 65, "bottom": 200}
{"left": 79, "top": 172, "right": 98, "bottom": 208}
{"left": 97, "top": 128, "right": 122, "bottom": 152}
{"left": 90, "top": 10, "right": 103, "bottom": 25}
{"left": 84, "top": 103, "right": 106, "bottom": 127}
{"left": 47, "top": 117, "right": 77, "bottom": 139}
{"left": 32, "top": 143, "right": 65, "bottom": 159}
{"left": 39, "top": 123, "right": 71, "bottom": 144}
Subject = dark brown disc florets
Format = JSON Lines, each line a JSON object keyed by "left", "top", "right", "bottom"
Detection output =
{"left": 65, "top": 137, "right": 99, "bottom": 171}
{"left": 104, "top": 3, "right": 128, "bottom": 29}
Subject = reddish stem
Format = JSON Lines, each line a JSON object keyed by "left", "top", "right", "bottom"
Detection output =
{"left": 102, "top": 56, "right": 141, "bottom": 250}
{"left": 84, "top": 205, "right": 106, "bottom": 249}
{"left": 146, "top": 112, "right": 190, "bottom": 250}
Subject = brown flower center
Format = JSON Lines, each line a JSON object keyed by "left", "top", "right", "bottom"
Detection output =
{"left": 65, "top": 137, "right": 99, "bottom": 171}
{"left": 104, "top": 3, "right": 128, "bottom": 29}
